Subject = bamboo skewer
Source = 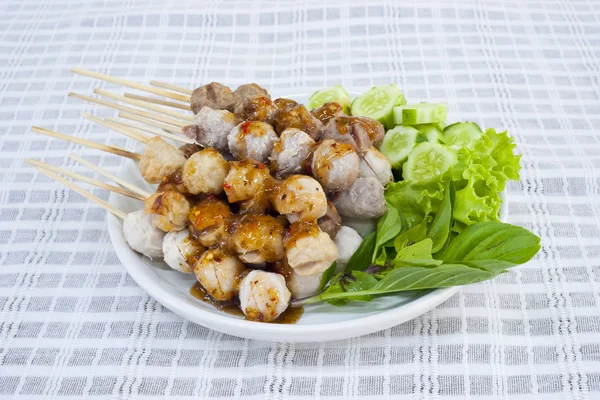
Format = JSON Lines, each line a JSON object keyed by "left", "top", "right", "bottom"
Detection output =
{"left": 71, "top": 67, "right": 191, "bottom": 103}
{"left": 94, "top": 89, "right": 194, "bottom": 122}
{"left": 69, "top": 154, "right": 151, "bottom": 198}
{"left": 124, "top": 93, "right": 190, "bottom": 111}
{"left": 118, "top": 112, "right": 184, "bottom": 134}
{"left": 84, "top": 113, "right": 151, "bottom": 143}
{"left": 26, "top": 159, "right": 145, "bottom": 201}
{"left": 32, "top": 126, "right": 141, "bottom": 161}
{"left": 105, "top": 117, "right": 195, "bottom": 145}
{"left": 36, "top": 168, "right": 127, "bottom": 220}
{"left": 69, "top": 92, "right": 188, "bottom": 128}
{"left": 149, "top": 80, "right": 193, "bottom": 95}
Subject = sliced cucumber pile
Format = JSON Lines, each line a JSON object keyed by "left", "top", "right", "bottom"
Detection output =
{"left": 351, "top": 84, "right": 406, "bottom": 129}
{"left": 394, "top": 103, "right": 447, "bottom": 126}
{"left": 402, "top": 142, "right": 457, "bottom": 181}
{"left": 379, "top": 126, "right": 419, "bottom": 169}
{"left": 307, "top": 85, "right": 352, "bottom": 114}
{"left": 414, "top": 124, "right": 443, "bottom": 144}
{"left": 441, "top": 122, "right": 482, "bottom": 150}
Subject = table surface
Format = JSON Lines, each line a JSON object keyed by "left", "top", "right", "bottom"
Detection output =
{"left": 1, "top": 0, "right": 600, "bottom": 398}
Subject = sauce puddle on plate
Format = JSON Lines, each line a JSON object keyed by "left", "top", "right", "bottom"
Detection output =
{"left": 190, "top": 281, "right": 304, "bottom": 324}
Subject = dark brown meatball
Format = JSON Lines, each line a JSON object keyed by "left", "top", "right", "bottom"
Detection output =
{"left": 275, "top": 104, "right": 323, "bottom": 140}
{"left": 156, "top": 167, "right": 188, "bottom": 194}
{"left": 311, "top": 102, "right": 345, "bottom": 125}
{"left": 240, "top": 96, "right": 278, "bottom": 125}
{"left": 318, "top": 201, "right": 341, "bottom": 240}
{"left": 190, "top": 83, "right": 236, "bottom": 114}
{"left": 273, "top": 98, "right": 299, "bottom": 112}
{"left": 178, "top": 143, "right": 203, "bottom": 159}
{"left": 320, "top": 116, "right": 385, "bottom": 154}
{"left": 234, "top": 83, "right": 270, "bottom": 114}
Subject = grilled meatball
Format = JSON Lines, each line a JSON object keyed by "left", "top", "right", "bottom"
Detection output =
{"left": 228, "top": 121, "right": 278, "bottom": 163}
{"left": 317, "top": 201, "right": 341, "bottom": 240}
{"left": 310, "top": 102, "right": 345, "bottom": 125}
{"left": 188, "top": 106, "right": 238, "bottom": 153}
{"left": 310, "top": 139, "right": 360, "bottom": 192}
{"left": 230, "top": 214, "right": 286, "bottom": 264}
{"left": 178, "top": 143, "right": 203, "bottom": 159}
{"left": 240, "top": 96, "right": 278, "bottom": 125}
{"left": 156, "top": 167, "right": 187, "bottom": 194}
{"left": 320, "top": 116, "right": 385, "bottom": 154}
{"left": 273, "top": 98, "right": 299, "bottom": 113}
{"left": 239, "top": 270, "right": 291, "bottom": 322}
{"left": 139, "top": 137, "right": 187, "bottom": 184}
{"left": 190, "top": 82, "right": 236, "bottom": 114}
{"left": 123, "top": 210, "right": 165, "bottom": 259}
{"left": 144, "top": 190, "right": 191, "bottom": 232}
{"left": 330, "top": 177, "right": 386, "bottom": 219}
{"left": 284, "top": 221, "right": 338, "bottom": 276}
{"left": 269, "top": 128, "right": 315, "bottom": 179}
{"left": 194, "top": 248, "right": 247, "bottom": 301}
{"left": 275, "top": 104, "right": 323, "bottom": 140}
{"left": 359, "top": 146, "right": 393, "bottom": 186}
{"left": 162, "top": 229, "right": 205, "bottom": 274}
{"left": 188, "top": 196, "right": 232, "bottom": 247}
{"left": 233, "top": 83, "right": 271, "bottom": 114}
{"left": 223, "top": 158, "right": 273, "bottom": 203}
{"left": 182, "top": 148, "right": 230, "bottom": 195}
{"left": 272, "top": 175, "right": 327, "bottom": 222}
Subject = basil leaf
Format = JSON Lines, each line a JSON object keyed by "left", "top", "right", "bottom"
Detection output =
{"left": 394, "top": 218, "right": 428, "bottom": 252}
{"left": 374, "top": 247, "right": 388, "bottom": 266}
{"left": 324, "top": 271, "right": 379, "bottom": 306}
{"left": 344, "top": 232, "right": 376, "bottom": 272}
{"left": 393, "top": 238, "right": 434, "bottom": 265}
{"left": 428, "top": 182, "right": 454, "bottom": 253}
{"left": 318, "top": 262, "right": 337, "bottom": 291}
{"left": 373, "top": 205, "right": 402, "bottom": 263}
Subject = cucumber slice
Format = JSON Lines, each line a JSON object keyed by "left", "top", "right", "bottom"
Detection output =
{"left": 379, "top": 126, "right": 419, "bottom": 169}
{"left": 414, "top": 124, "right": 443, "bottom": 143}
{"left": 394, "top": 103, "right": 447, "bottom": 126}
{"left": 402, "top": 142, "right": 457, "bottom": 181}
{"left": 307, "top": 85, "right": 352, "bottom": 114}
{"left": 351, "top": 84, "right": 406, "bottom": 129}
{"left": 442, "top": 122, "right": 483, "bottom": 150}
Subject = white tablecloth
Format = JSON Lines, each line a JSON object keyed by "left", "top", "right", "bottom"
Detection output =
{"left": 1, "top": 0, "right": 600, "bottom": 398}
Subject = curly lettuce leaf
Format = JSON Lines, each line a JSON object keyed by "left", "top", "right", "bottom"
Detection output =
{"left": 384, "top": 177, "right": 446, "bottom": 227}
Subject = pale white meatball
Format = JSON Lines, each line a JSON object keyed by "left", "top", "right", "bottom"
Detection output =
{"left": 182, "top": 148, "right": 230, "bottom": 195}
{"left": 192, "top": 106, "right": 238, "bottom": 152}
{"left": 287, "top": 272, "right": 322, "bottom": 300}
{"left": 269, "top": 128, "right": 315, "bottom": 178}
{"left": 139, "top": 137, "right": 187, "bottom": 184}
{"left": 239, "top": 270, "right": 291, "bottom": 322}
{"left": 272, "top": 175, "right": 327, "bottom": 222}
{"left": 284, "top": 222, "right": 338, "bottom": 276}
{"left": 123, "top": 210, "right": 165, "bottom": 259}
{"left": 359, "top": 147, "right": 393, "bottom": 186}
{"left": 194, "top": 248, "right": 246, "bottom": 301}
{"left": 144, "top": 190, "right": 190, "bottom": 232}
{"left": 222, "top": 158, "right": 272, "bottom": 203}
{"left": 333, "top": 226, "right": 363, "bottom": 272}
{"left": 228, "top": 121, "right": 278, "bottom": 162}
{"left": 230, "top": 215, "right": 286, "bottom": 264}
{"left": 162, "top": 229, "right": 205, "bottom": 274}
{"left": 311, "top": 139, "right": 360, "bottom": 191}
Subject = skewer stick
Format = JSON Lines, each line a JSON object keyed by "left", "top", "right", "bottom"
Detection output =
{"left": 94, "top": 89, "right": 194, "bottom": 122}
{"left": 25, "top": 159, "right": 145, "bottom": 201}
{"left": 118, "top": 112, "right": 184, "bottom": 134}
{"left": 105, "top": 117, "right": 195, "bottom": 145}
{"left": 84, "top": 113, "right": 150, "bottom": 143}
{"left": 69, "top": 154, "right": 151, "bottom": 198}
{"left": 69, "top": 92, "right": 188, "bottom": 128}
{"left": 71, "top": 67, "right": 191, "bottom": 103}
{"left": 124, "top": 93, "right": 190, "bottom": 111}
{"left": 31, "top": 126, "right": 141, "bottom": 161}
{"left": 36, "top": 167, "right": 127, "bottom": 220}
{"left": 149, "top": 80, "right": 193, "bottom": 95}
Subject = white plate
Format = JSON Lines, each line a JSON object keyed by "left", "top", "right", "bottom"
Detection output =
{"left": 107, "top": 93, "right": 508, "bottom": 342}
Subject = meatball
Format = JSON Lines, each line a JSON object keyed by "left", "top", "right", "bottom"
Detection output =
{"left": 320, "top": 116, "right": 385, "bottom": 154}
{"left": 123, "top": 210, "right": 165, "bottom": 259}
{"left": 357, "top": 117, "right": 385, "bottom": 148}
{"left": 233, "top": 83, "right": 271, "bottom": 114}
{"left": 228, "top": 121, "right": 278, "bottom": 162}
{"left": 333, "top": 226, "right": 363, "bottom": 271}
{"left": 188, "top": 196, "right": 232, "bottom": 247}
{"left": 272, "top": 257, "right": 322, "bottom": 300}
{"left": 273, "top": 98, "right": 299, "bottom": 113}
{"left": 240, "top": 96, "right": 278, "bottom": 125}
{"left": 230, "top": 214, "right": 286, "bottom": 264}
{"left": 139, "top": 137, "right": 187, "bottom": 184}
{"left": 269, "top": 128, "right": 315, "bottom": 178}
{"left": 194, "top": 248, "right": 246, "bottom": 301}
{"left": 223, "top": 158, "right": 273, "bottom": 203}
{"left": 189, "top": 106, "right": 238, "bottom": 153}
{"left": 182, "top": 148, "right": 230, "bottom": 195}
{"left": 162, "top": 229, "right": 205, "bottom": 274}
{"left": 284, "top": 221, "right": 338, "bottom": 276}
{"left": 359, "top": 146, "right": 393, "bottom": 186}
{"left": 238, "top": 270, "right": 291, "bottom": 322}
{"left": 330, "top": 177, "right": 387, "bottom": 219}
{"left": 272, "top": 175, "right": 327, "bottom": 222}
{"left": 190, "top": 82, "right": 236, "bottom": 114}
{"left": 144, "top": 190, "right": 190, "bottom": 232}
{"left": 156, "top": 167, "right": 187, "bottom": 194}
{"left": 318, "top": 201, "right": 341, "bottom": 240}
{"left": 178, "top": 143, "right": 203, "bottom": 159}
{"left": 310, "top": 139, "right": 360, "bottom": 191}
{"left": 274, "top": 104, "right": 323, "bottom": 140}
{"left": 310, "top": 102, "right": 345, "bottom": 125}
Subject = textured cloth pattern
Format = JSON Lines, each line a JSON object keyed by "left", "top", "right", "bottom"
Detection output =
{"left": 1, "top": 0, "right": 600, "bottom": 398}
